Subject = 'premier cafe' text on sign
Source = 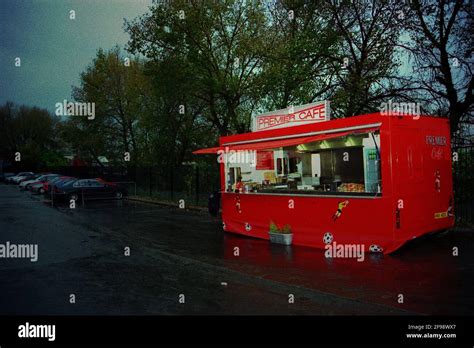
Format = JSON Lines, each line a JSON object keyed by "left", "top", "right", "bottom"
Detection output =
{"left": 254, "top": 101, "right": 329, "bottom": 132}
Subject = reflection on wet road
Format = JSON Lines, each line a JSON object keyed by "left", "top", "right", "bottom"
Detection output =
{"left": 0, "top": 184, "right": 472, "bottom": 315}
{"left": 57, "top": 196, "right": 474, "bottom": 315}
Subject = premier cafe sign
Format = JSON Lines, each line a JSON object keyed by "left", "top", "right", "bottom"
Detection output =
{"left": 252, "top": 100, "right": 330, "bottom": 132}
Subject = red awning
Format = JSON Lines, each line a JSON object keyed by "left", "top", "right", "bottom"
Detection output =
{"left": 193, "top": 126, "right": 379, "bottom": 154}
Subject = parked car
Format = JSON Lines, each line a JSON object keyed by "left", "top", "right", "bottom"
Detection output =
{"left": 16, "top": 173, "right": 38, "bottom": 184}
{"left": 8, "top": 172, "right": 35, "bottom": 184}
{"left": 0, "top": 173, "right": 15, "bottom": 182}
{"left": 19, "top": 174, "right": 46, "bottom": 190}
{"left": 29, "top": 181, "right": 46, "bottom": 194}
{"left": 20, "top": 174, "right": 56, "bottom": 190}
{"left": 43, "top": 176, "right": 76, "bottom": 196}
{"left": 28, "top": 174, "right": 60, "bottom": 194}
{"left": 6, "top": 172, "right": 28, "bottom": 183}
{"left": 51, "top": 178, "right": 127, "bottom": 202}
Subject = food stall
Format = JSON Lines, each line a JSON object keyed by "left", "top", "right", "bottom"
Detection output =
{"left": 194, "top": 102, "right": 454, "bottom": 254}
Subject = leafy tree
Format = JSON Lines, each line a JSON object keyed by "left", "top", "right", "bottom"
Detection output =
{"left": 67, "top": 47, "right": 151, "bottom": 166}
{"left": 260, "top": 0, "right": 340, "bottom": 110}
{"left": 139, "top": 55, "right": 210, "bottom": 168}
{"left": 0, "top": 102, "right": 60, "bottom": 169}
{"left": 126, "top": 0, "right": 270, "bottom": 135}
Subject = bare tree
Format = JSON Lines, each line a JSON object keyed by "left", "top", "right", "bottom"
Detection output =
{"left": 327, "top": 0, "right": 414, "bottom": 118}
{"left": 405, "top": 0, "right": 473, "bottom": 139}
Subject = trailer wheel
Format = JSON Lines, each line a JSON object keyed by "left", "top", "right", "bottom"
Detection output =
{"left": 245, "top": 223, "right": 252, "bottom": 231}
{"left": 323, "top": 232, "right": 333, "bottom": 245}
{"left": 369, "top": 244, "right": 383, "bottom": 253}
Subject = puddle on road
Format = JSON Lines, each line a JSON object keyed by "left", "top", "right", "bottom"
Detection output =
{"left": 221, "top": 232, "right": 469, "bottom": 315}
{"left": 32, "top": 195, "right": 471, "bottom": 315}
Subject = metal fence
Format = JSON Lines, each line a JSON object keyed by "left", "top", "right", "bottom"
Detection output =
{"left": 16, "top": 159, "right": 221, "bottom": 207}
{"left": 132, "top": 161, "right": 220, "bottom": 206}
{"left": 453, "top": 145, "right": 474, "bottom": 226}
{"left": 2, "top": 147, "right": 472, "bottom": 225}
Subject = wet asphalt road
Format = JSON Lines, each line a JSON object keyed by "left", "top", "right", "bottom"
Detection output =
{"left": 0, "top": 183, "right": 473, "bottom": 315}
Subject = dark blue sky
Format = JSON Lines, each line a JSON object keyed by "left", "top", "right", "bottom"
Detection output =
{"left": 0, "top": 0, "right": 152, "bottom": 112}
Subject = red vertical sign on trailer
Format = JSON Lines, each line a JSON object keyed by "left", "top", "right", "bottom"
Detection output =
{"left": 256, "top": 151, "right": 274, "bottom": 170}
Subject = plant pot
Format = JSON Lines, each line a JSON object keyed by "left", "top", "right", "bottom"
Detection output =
{"left": 269, "top": 232, "right": 293, "bottom": 245}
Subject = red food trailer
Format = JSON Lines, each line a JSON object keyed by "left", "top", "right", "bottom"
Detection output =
{"left": 194, "top": 105, "right": 454, "bottom": 254}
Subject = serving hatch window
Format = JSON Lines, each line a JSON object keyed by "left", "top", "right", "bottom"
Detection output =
{"left": 224, "top": 130, "right": 381, "bottom": 196}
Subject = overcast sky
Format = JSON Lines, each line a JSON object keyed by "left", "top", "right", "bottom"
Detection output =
{"left": 0, "top": 0, "right": 152, "bottom": 112}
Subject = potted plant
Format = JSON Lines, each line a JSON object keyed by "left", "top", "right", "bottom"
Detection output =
{"left": 268, "top": 221, "right": 293, "bottom": 245}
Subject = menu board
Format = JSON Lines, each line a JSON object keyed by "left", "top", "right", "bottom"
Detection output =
{"left": 256, "top": 151, "right": 274, "bottom": 170}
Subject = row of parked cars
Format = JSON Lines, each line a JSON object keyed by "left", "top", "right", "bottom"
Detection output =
{"left": 1, "top": 172, "right": 127, "bottom": 202}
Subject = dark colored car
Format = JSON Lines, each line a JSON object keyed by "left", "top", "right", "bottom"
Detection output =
{"left": 44, "top": 176, "right": 77, "bottom": 196}
{"left": 51, "top": 178, "right": 126, "bottom": 202}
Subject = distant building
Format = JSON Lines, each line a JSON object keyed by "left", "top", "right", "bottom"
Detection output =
{"left": 63, "top": 154, "right": 108, "bottom": 167}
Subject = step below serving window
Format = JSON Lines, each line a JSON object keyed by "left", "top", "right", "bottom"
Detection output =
{"left": 224, "top": 130, "right": 381, "bottom": 196}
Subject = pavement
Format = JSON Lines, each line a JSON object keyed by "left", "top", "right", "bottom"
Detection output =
{"left": 0, "top": 183, "right": 473, "bottom": 315}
